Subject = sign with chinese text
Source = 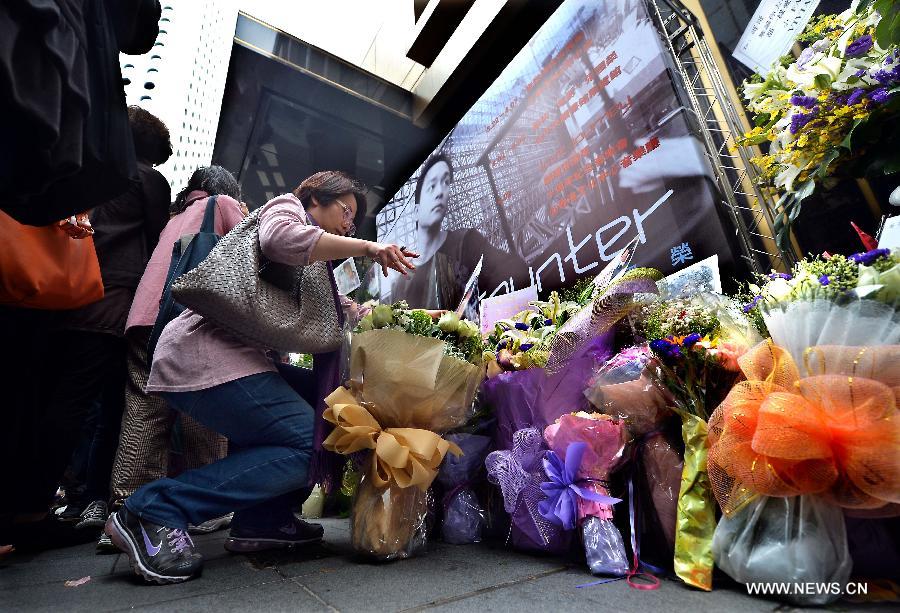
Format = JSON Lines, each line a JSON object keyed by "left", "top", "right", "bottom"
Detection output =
{"left": 733, "top": 0, "right": 821, "bottom": 75}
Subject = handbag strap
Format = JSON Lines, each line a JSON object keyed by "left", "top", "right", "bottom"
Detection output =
{"left": 200, "top": 195, "right": 217, "bottom": 234}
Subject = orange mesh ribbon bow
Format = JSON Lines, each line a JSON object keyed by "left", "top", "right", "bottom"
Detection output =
{"left": 708, "top": 341, "right": 900, "bottom": 516}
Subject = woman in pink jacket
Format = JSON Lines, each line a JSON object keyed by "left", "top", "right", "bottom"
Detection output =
{"left": 106, "top": 171, "right": 419, "bottom": 584}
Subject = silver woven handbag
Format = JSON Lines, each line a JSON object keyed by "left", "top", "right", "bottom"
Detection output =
{"left": 170, "top": 207, "right": 344, "bottom": 354}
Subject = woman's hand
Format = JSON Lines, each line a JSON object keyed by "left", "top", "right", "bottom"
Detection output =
{"left": 367, "top": 242, "right": 418, "bottom": 277}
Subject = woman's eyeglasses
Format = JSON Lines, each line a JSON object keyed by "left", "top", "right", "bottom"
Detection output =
{"left": 334, "top": 198, "right": 356, "bottom": 237}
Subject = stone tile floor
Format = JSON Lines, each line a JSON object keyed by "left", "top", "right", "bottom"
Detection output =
{"left": 1, "top": 518, "right": 893, "bottom": 612}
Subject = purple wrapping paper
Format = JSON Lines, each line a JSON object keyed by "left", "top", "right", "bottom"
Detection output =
{"left": 484, "top": 333, "right": 614, "bottom": 451}
{"left": 486, "top": 428, "right": 573, "bottom": 555}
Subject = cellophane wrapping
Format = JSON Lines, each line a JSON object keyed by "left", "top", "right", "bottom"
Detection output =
{"left": 712, "top": 495, "right": 851, "bottom": 606}
{"left": 350, "top": 476, "right": 430, "bottom": 561}
{"left": 437, "top": 433, "right": 492, "bottom": 544}
{"left": 584, "top": 346, "right": 681, "bottom": 561}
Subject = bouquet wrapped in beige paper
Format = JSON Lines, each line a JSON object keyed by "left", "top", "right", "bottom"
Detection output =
{"left": 324, "top": 306, "right": 484, "bottom": 560}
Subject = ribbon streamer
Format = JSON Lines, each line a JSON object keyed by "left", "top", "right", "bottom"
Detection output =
{"left": 322, "top": 387, "right": 462, "bottom": 492}
{"left": 538, "top": 442, "right": 621, "bottom": 530}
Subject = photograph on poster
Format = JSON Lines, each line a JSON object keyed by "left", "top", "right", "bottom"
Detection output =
{"left": 377, "top": 0, "right": 741, "bottom": 306}
{"left": 333, "top": 257, "right": 361, "bottom": 296}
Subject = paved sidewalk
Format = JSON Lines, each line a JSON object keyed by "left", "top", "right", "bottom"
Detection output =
{"left": 0, "top": 518, "right": 891, "bottom": 612}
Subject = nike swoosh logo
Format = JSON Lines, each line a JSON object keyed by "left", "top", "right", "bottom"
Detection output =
{"left": 280, "top": 523, "right": 297, "bottom": 535}
{"left": 141, "top": 525, "right": 162, "bottom": 557}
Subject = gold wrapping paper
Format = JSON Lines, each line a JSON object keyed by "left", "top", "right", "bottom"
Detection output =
{"left": 673, "top": 410, "right": 715, "bottom": 591}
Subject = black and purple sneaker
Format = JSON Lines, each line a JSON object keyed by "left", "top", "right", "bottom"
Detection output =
{"left": 224, "top": 516, "right": 324, "bottom": 553}
{"left": 105, "top": 507, "right": 203, "bottom": 584}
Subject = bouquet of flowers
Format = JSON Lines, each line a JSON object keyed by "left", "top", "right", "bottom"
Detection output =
{"left": 543, "top": 412, "right": 628, "bottom": 576}
{"left": 584, "top": 345, "right": 682, "bottom": 564}
{"left": 709, "top": 248, "right": 900, "bottom": 603}
{"left": 482, "top": 269, "right": 661, "bottom": 450}
{"left": 480, "top": 291, "right": 607, "bottom": 450}
{"left": 483, "top": 291, "right": 582, "bottom": 376}
{"left": 739, "top": 1, "right": 900, "bottom": 247}
{"left": 640, "top": 293, "right": 762, "bottom": 590}
{"left": 742, "top": 248, "right": 900, "bottom": 358}
{"left": 323, "top": 302, "right": 484, "bottom": 560}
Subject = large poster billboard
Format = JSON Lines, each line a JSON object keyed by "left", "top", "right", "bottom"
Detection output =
{"left": 376, "top": 0, "right": 740, "bottom": 309}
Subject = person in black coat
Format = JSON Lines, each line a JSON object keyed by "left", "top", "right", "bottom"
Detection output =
{"left": 1, "top": 106, "right": 172, "bottom": 549}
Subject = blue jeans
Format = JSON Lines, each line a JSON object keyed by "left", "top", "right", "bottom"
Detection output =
{"left": 125, "top": 373, "right": 313, "bottom": 530}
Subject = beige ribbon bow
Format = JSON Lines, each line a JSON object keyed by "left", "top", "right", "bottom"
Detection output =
{"left": 322, "top": 387, "right": 463, "bottom": 491}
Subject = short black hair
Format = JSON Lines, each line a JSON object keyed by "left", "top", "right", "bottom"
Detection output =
{"left": 414, "top": 153, "right": 453, "bottom": 205}
{"left": 293, "top": 170, "right": 368, "bottom": 229}
{"left": 172, "top": 165, "right": 241, "bottom": 214}
{"left": 128, "top": 106, "right": 172, "bottom": 165}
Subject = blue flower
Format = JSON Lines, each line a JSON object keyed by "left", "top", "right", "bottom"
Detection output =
{"left": 789, "top": 111, "right": 816, "bottom": 134}
{"left": 520, "top": 343, "right": 534, "bottom": 351}
{"left": 682, "top": 333, "right": 702, "bottom": 347}
{"left": 544, "top": 318, "right": 553, "bottom": 326}
{"left": 850, "top": 248, "right": 891, "bottom": 266}
{"left": 650, "top": 338, "right": 682, "bottom": 360}
{"left": 847, "top": 88, "right": 866, "bottom": 106}
{"left": 846, "top": 35, "right": 874, "bottom": 57}
{"left": 855, "top": 68, "right": 867, "bottom": 77}
{"left": 768, "top": 272, "right": 793, "bottom": 280}
{"left": 742, "top": 295, "right": 762, "bottom": 313}
{"left": 819, "top": 274, "right": 830, "bottom": 286}
{"left": 871, "top": 87, "right": 891, "bottom": 104}
{"left": 514, "top": 322, "right": 530, "bottom": 331}
{"left": 790, "top": 95, "right": 818, "bottom": 108}
{"left": 496, "top": 339, "right": 508, "bottom": 350}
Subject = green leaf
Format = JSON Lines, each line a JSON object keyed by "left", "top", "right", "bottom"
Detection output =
{"left": 744, "top": 133, "right": 771, "bottom": 146}
{"left": 817, "top": 150, "right": 841, "bottom": 178}
{"left": 754, "top": 112, "right": 771, "bottom": 128}
{"left": 814, "top": 74, "right": 832, "bottom": 90}
{"left": 794, "top": 179, "right": 816, "bottom": 204}
{"left": 874, "top": 0, "right": 900, "bottom": 47}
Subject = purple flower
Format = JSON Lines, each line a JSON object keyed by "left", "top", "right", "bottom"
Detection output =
{"left": 847, "top": 88, "right": 866, "bottom": 106}
{"left": 855, "top": 68, "right": 867, "bottom": 78}
{"left": 796, "top": 47, "right": 817, "bottom": 69}
{"left": 682, "top": 333, "right": 702, "bottom": 347}
{"left": 496, "top": 339, "right": 508, "bottom": 350}
{"left": 768, "top": 272, "right": 793, "bottom": 280}
{"left": 514, "top": 322, "right": 529, "bottom": 331}
{"left": 819, "top": 274, "right": 830, "bottom": 286}
{"left": 850, "top": 248, "right": 891, "bottom": 265}
{"left": 790, "top": 95, "right": 818, "bottom": 108}
{"left": 520, "top": 343, "right": 534, "bottom": 351}
{"left": 871, "top": 87, "right": 891, "bottom": 104}
{"left": 742, "top": 295, "right": 762, "bottom": 313}
{"left": 650, "top": 338, "right": 682, "bottom": 360}
{"left": 871, "top": 66, "right": 900, "bottom": 86}
{"left": 544, "top": 318, "right": 553, "bottom": 326}
{"left": 790, "top": 111, "right": 816, "bottom": 134}
{"left": 846, "top": 35, "right": 874, "bottom": 57}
